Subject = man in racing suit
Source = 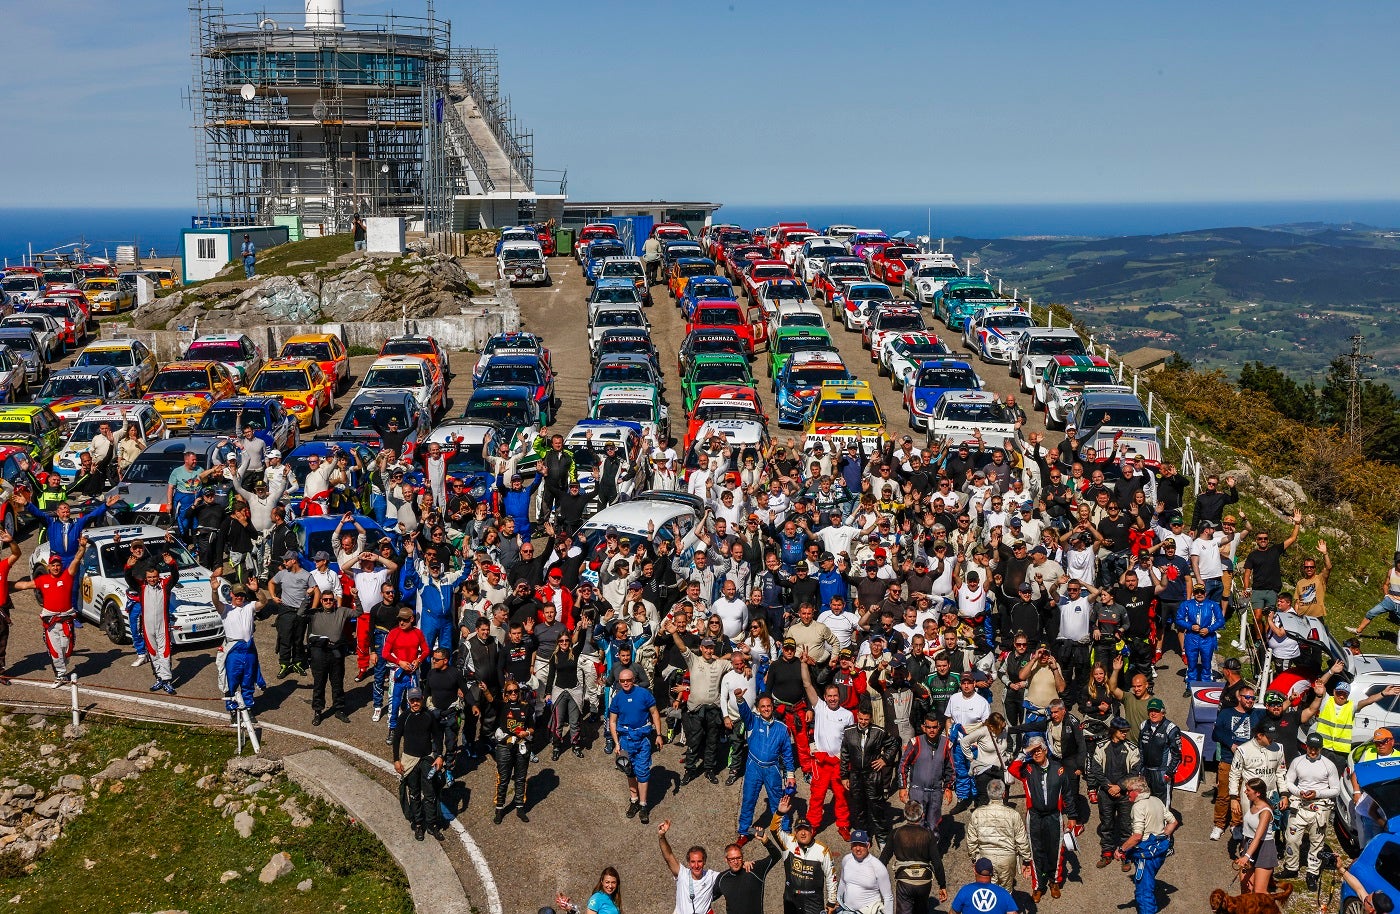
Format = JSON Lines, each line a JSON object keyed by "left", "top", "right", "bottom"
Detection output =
{"left": 1137, "top": 699, "right": 1182, "bottom": 804}
{"left": 965, "top": 779, "right": 1032, "bottom": 891}
{"left": 1008, "top": 736, "right": 1070, "bottom": 901}
{"left": 1088, "top": 716, "right": 1142, "bottom": 869}
{"left": 773, "top": 798, "right": 837, "bottom": 914}
{"left": 492, "top": 679, "right": 534, "bottom": 823}
{"left": 734, "top": 693, "right": 796, "bottom": 843}
{"left": 898, "top": 716, "right": 954, "bottom": 836}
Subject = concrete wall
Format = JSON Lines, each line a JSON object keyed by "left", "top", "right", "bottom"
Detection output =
{"left": 366, "top": 217, "right": 405, "bottom": 254}
{"left": 102, "top": 288, "right": 520, "bottom": 362}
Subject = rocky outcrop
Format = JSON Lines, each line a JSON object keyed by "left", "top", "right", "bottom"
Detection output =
{"left": 136, "top": 252, "right": 484, "bottom": 331}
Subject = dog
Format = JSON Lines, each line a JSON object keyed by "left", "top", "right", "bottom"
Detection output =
{"left": 1209, "top": 882, "right": 1293, "bottom": 914}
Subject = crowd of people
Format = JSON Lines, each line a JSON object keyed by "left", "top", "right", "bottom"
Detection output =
{"left": 0, "top": 381, "right": 1390, "bottom": 913}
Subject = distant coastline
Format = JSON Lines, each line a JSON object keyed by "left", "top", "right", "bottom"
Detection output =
{"left": 7, "top": 200, "right": 1400, "bottom": 265}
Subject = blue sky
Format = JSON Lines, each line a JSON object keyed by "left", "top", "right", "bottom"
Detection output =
{"left": 2, "top": 0, "right": 1398, "bottom": 208}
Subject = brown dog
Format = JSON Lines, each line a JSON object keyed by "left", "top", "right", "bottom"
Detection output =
{"left": 1209, "top": 882, "right": 1294, "bottom": 914}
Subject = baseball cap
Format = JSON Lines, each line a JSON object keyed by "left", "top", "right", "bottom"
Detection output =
{"left": 1263, "top": 690, "right": 1286, "bottom": 706}
{"left": 1109, "top": 716, "right": 1130, "bottom": 731}
{"left": 1223, "top": 657, "right": 1242, "bottom": 671}
{"left": 510, "top": 473, "right": 522, "bottom": 482}
{"left": 793, "top": 819, "right": 813, "bottom": 832}
{"left": 1305, "top": 732, "right": 1324, "bottom": 749}
{"left": 1377, "top": 727, "right": 1394, "bottom": 741}
{"left": 548, "top": 567, "right": 563, "bottom": 579}
{"left": 1017, "top": 582, "right": 1032, "bottom": 593}
{"left": 266, "top": 448, "right": 281, "bottom": 460}
{"left": 1146, "top": 698, "right": 1165, "bottom": 712}
{"left": 605, "top": 525, "right": 619, "bottom": 536}
{"left": 405, "top": 688, "right": 424, "bottom": 701}
{"left": 282, "top": 550, "right": 298, "bottom": 562}
{"left": 700, "top": 638, "right": 717, "bottom": 648}
{"left": 849, "top": 830, "right": 870, "bottom": 846}
{"left": 865, "top": 560, "right": 878, "bottom": 570}
{"left": 782, "top": 637, "right": 797, "bottom": 647}
{"left": 974, "top": 857, "right": 995, "bottom": 876}
{"left": 972, "top": 670, "right": 990, "bottom": 684}
{"left": 1009, "top": 516, "right": 1023, "bottom": 527}
{"left": 313, "top": 550, "right": 330, "bottom": 562}
{"left": 1335, "top": 679, "right": 1352, "bottom": 693}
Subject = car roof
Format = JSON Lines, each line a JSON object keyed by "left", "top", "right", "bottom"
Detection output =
{"left": 789, "top": 350, "right": 846, "bottom": 368}
{"left": 206, "top": 396, "right": 280, "bottom": 410}
{"left": 70, "top": 401, "right": 152, "bottom": 420}
{"left": 1051, "top": 355, "right": 1111, "bottom": 367}
{"left": 82, "top": 339, "right": 142, "bottom": 350}
{"left": 1079, "top": 389, "right": 1145, "bottom": 408}
{"left": 468, "top": 385, "right": 534, "bottom": 400}
{"left": 139, "top": 436, "right": 220, "bottom": 457}
{"left": 284, "top": 332, "right": 339, "bottom": 344}
{"left": 941, "top": 391, "right": 999, "bottom": 405}
{"left": 595, "top": 354, "right": 655, "bottom": 367}
{"left": 916, "top": 358, "right": 975, "bottom": 370}
{"left": 0, "top": 328, "right": 37, "bottom": 338}
{"left": 191, "top": 333, "right": 248, "bottom": 343}
{"left": 580, "top": 498, "right": 697, "bottom": 537}
{"left": 368, "top": 355, "right": 430, "bottom": 370}
{"left": 160, "top": 360, "right": 219, "bottom": 371}
{"left": 49, "top": 366, "right": 115, "bottom": 378}
{"left": 347, "top": 389, "right": 419, "bottom": 406}
{"left": 426, "top": 420, "right": 501, "bottom": 445}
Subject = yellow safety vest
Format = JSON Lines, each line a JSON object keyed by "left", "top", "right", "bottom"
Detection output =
{"left": 1316, "top": 697, "right": 1355, "bottom": 752}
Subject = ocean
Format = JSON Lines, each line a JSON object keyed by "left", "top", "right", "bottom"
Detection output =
{"left": 7, "top": 200, "right": 1400, "bottom": 265}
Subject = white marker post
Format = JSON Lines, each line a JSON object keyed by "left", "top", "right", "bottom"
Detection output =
{"left": 69, "top": 673, "right": 80, "bottom": 730}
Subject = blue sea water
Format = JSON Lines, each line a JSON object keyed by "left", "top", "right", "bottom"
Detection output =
{"left": 7, "top": 200, "right": 1400, "bottom": 265}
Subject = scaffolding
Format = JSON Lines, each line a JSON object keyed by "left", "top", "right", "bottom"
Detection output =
{"left": 189, "top": 0, "right": 452, "bottom": 233}
{"left": 452, "top": 48, "right": 534, "bottom": 191}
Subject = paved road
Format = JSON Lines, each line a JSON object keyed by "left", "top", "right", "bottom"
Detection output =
{"left": 0, "top": 258, "right": 1238, "bottom": 914}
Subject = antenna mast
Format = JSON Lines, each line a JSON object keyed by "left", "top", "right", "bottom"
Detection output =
{"left": 1345, "top": 333, "right": 1374, "bottom": 444}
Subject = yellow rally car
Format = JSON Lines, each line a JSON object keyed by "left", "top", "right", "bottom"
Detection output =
{"left": 80, "top": 278, "right": 135, "bottom": 314}
{"left": 248, "top": 358, "right": 333, "bottom": 430}
{"left": 0, "top": 404, "right": 63, "bottom": 468}
{"left": 279, "top": 333, "right": 350, "bottom": 395}
{"left": 142, "top": 360, "right": 238, "bottom": 431}
{"left": 802, "top": 379, "right": 890, "bottom": 457}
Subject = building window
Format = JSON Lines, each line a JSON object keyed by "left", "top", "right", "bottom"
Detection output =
{"left": 197, "top": 238, "right": 217, "bottom": 259}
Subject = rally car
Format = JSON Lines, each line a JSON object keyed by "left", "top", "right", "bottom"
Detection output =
{"left": 0, "top": 272, "right": 43, "bottom": 307}
{"left": 473, "top": 332, "right": 551, "bottom": 387}
{"left": 879, "top": 332, "right": 952, "bottom": 389}
{"left": 80, "top": 277, "right": 134, "bottom": 314}
{"left": 0, "top": 328, "right": 50, "bottom": 391}
{"left": 932, "top": 279, "right": 1004, "bottom": 331}
{"left": 590, "top": 355, "right": 667, "bottom": 404}
{"left": 26, "top": 299, "right": 86, "bottom": 349}
{"left": 1010, "top": 328, "right": 1089, "bottom": 391}
{"left": 143, "top": 361, "right": 239, "bottom": 432}
{"left": 0, "top": 348, "right": 29, "bottom": 404}
{"left": 73, "top": 338, "right": 159, "bottom": 395}
{"left": 753, "top": 278, "right": 812, "bottom": 322}
{"left": 681, "top": 354, "right": 756, "bottom": 413}
{"left": 739, "top": 260, "right": 797, "bottom": 300}
{"left": 587, "top": 277, "right": 647, "bottom": 320}
{"left": 587, "top": 303, "right": 649, "bottom": 355}
{"left": 182, "top": 333, "right": 264, "bottom": 390}
{"left": 517, "top": 420, "right": 645, "bottom": 516}
{"left": 768, "top": 327, "right": 836, "bottom": 385}
{"left": 667, "top": 258, "right": 718, "bottom": 301}
{"left": 281, "top": 332, "right": 352, "bottom": 394}
{"left": 359, "top": 354, "right": 447, "bottom": 421}
{"left": 192, "top": 396, "right": 300, "bottom": 454}
{"left": 52, "top": 401, "right": 165, "bottom": 484}
{"left": 590, "top": 383, "right": 669, "bottom": 443}
{"left": 775, "top": 351, "right": 852, "bottom": 428}
{"left": 1066, "top": 387, "right": 1160, "bottom": 461}
{"left": 863, "top": 306, "right": 927, "bottom": 361}
{"left": 412, "top": 419, "right": 505, "bottom": 505}
{"left": 901, "top": 255, "right": 965, "bottom": 304}
{"left": 584, "top": 238, "right": 630, "bottom": 284}
{"left": 802, "top": 380, "right": 887, "bottom": 456}
{"left": 1, "top": 313, "right": 63, "bottom": 361}
{"left": 595, "top": 256, "right": 652, "bottom": 306}
{"left": 848, "top": 230, "right": 891, "bottom": 260}
{"left": 499, "top": 241, "right": 551, "bottom": 287}
{"left": 928, "top": 390, "right": 1018, "bottom": 449}
{"left": 574, "top": 223, "right": 620, "bottom": 262}
{"left": 903, "top": 358, "right": 983, "bottom": 431}
{"left": 1034, "top": 355, "right": 1117, "bottom": 429}
{"left": 722, "top": 244, "right": 770, "bottom": 282}
{"left": 963, "top": 306, "right": 1037, "bottom": 363}
{"left": 686, "top": 299, "right": 764, "bottom": 357}
{"left": 472, "top": 353, "right": 554, "bottom": 425}
{"left": 336, "top": 389, "right": 432, "bottom": 460}
{"left": 678, "top": 275, "right": 737, "bottom": 320}
{"left": 677, "top": 329, "right": 747, "bottom": 378}
{"left": 795, "top": 237, "right": 850, "bottom": 285}
{"left": 766, "top": 301, "right": 827, "bottom": 345}
{"left": 705, "top": 225, "right": 753, "bottom": 262}
{"left": 31, "top": 524, "right": 223, "bottom": 646}
{"left": 868, "top": 245, "right": 922, "bottom": 285}
{"left": 0, "top": 404, "right": 62, "bottom": 467}
{"left": 248, "top": 358, "right": 335, "bottom": 430}
{"left": 107, "top": 437, "right": 232, "bottom": 526}
{"left": 835, "top": 281, "right": 897, "bottom": 332}
{"left": 594, "top": 329, "right": 660, "bottom": 374}
{"left": 459, "top": 386, "right": 541, "bottom": 451}
{"left": 33, "top": 366, "right": 134, "bottom": 427}
{"left": 682, "top": 386, "right": 766, "bottom": 453}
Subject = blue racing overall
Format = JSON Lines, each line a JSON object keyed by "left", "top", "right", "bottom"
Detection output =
{"left": 1174, "top": 597, "right": 1223, "bottom": 683}
{"left": 1129, "top": 834, "right": 1170, "bottom": 914}
{"left": 735, "top": 701, "right": 795, "bottom": 835}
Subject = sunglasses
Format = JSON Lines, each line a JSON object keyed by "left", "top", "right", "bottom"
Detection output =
{"left": 504, "top": 689, "right": 519, "bottom": 695}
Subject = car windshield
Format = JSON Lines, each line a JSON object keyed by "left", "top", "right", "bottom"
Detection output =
{"left": 1058, "top": 368, "right": 1115, "bottom": 386}
{"left": 380, "top": 340, "right": 434, "bottom": 359}
{"left": 942, "top": 402, "right": 1006, "bottom": 423}
{"left": 251, "top": 369, "right": 310, "bottom": 392}
{"left": 753, "top": 267, "right": 789, "bottom": 280}
{"left": 809, "top": 246, "right": 845, "bottom": 258}
{"left": 695, "top": 307, "right": 743, "bottom": 325}
{"left": 2, "top": 337, "right": 35, "bottom": 353}
{"left": 595, "top": 401, "right": 654, "bottom": 422}
{"left": 953, "top": 288, "right": 996, "bottom": 301}
{"left": 592, "top": 287, "right": 641, "bottom": 304}
{"left": 39, "top": 376, "right": 103, "bottom": 398}
{"left": 899, "top": 341, "right": 951, "bottom": 359}
{"left": 1028, "top": 337, "right": 1086, "bottom": 355}
{"left": 481, "top": 365, "right": 541, "bottom": 386}
{"left": 783, "top": 313, "right": 824, "bottom": 328}
{"left": 692, "top": 363, "right": 751, "bottom": 384}
{"left": 462, "top": 399, "right": 528, "bottom": 425}
{"left": 595, "top": 364, "right": 654, "bottom": 385}
{"left": 690, "top": 338, "right": 742, "bottom": 357}
{"left": 43, "top": 271, "right": 77, "bottom": 285}
{"left": 69, "top": 417, "right": 133, "bottom": 442}
{"left": 767, "top": 285, "right": 808, "bottom": 302}
{"left": 788, "top": 365, "right": 850, "bottom": 386}
{"left": 342, "top": 403, "right": 410, "bottom": 429}
{"left": 186, "top": 342, "right": 244, "bottom": 361}
{"left": 917, "top": 367, "right": 978, "bottom": 388}
{"left": 813, "top": 400, "right": 881, "bottom": 424}
{"left": 601, "top": 263, "right": 644, "bottom": 279}
{"left": 681, "top": 264, "right": 712, "bottom": 278}
{"left": 691, "top": 283, "right": 731, "bottom": 299}
{"left": 877, "top": 313, "right": 925, "bottom": 331}
{"left": 599, "top": 340, "right": 652, "bottom": 358}
{"left": 445, "top": 449, "right": 489, "bottom": 476}
{"left": 126, "top": 453, "right": 199, "bottom": 484}
{"left": 282, "top": 342, "right": 333, "bottom": 361}
{"left": 483, "top": 338, "right": 538, "bottom": 357}
{"left": 916, "top": 265, "right": 962, "bottom": 278}
{"left": 830, "top": 264, "right": 867, "bottom": 278}
{"left": 595, "top": 310, "right": 643, "bottom": 328}
{"left": 363, "top": 367, "right": 427, "bottom": 389}
{"left": 196, "top": 409, "right": 266, "bottom": 433}
{"left": 981, "top": 313, "right": 1035, "bottom": 329}
{"left": 1086, "top": 407, "right": 1151, "bottom": 428}
{"left": 76, "top": 349, "right": 134, "bottom": 368}
{"left": 850, "top": 287, "right": 893, "bottom": 301}
{"left": 590, "top": 245, "right": 626, "bottom": 259}
{"left": 2, "top": 278, "right": 39, "bottom": 291}
{"left": 101, "top": 539, "right": 198, "bottom": 574}
{"left": 778, "top": 336, "right": 832, "bottom": 355}
{"left": 695, "top": 405, "right": 757, "bottom": 421}
{"left": 718, "top": 231, "right": 751, "bottom": 244}
{"left": 4, "top": 317, "right": 47, "bottom": 332}
{"left": 29, "top": 304, "right": 70, "bottom": 321}
{"left": 149, "top": 370, "right": 211, "bottom": 392}
{"left": 501, "top": 248, "right": 540, "bottom": 262}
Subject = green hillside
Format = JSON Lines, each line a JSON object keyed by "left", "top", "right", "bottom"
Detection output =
{"left": 960, "top": 225, "right": 1400, "bottom": 383}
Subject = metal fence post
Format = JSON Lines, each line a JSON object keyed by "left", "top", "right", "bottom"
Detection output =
{"left": 1165, "top": 413, "right": 1172, "bottom": 450}
{"left": 1147, "top": 390, "right": 1154, "bottom": 417}
{"left": 1133, "top": 372, "right": 1139, "bottom": 395}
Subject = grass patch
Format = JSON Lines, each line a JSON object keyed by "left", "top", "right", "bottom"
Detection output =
{"left": 174, "top": 235, "right": 357, "bottom": 293}
{"left": 347, "top": 345, "right": 379, "bottom": 358}
{"left": 0, "top": 715, "right": 411, "bottom": 914}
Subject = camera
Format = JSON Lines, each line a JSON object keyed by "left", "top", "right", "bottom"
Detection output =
{"left": 1317, "top": 848, "right": 1339, "bottom": 872}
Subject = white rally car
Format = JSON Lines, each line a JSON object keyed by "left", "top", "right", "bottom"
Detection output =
{"left": 902, "top": 254, "right": 965, "bottom": 304}
{"left": 1033, "top": 355, "right": 1117, "bottom": 429}
{"left": 962, "top": 305, "right": 1038, "bottom": 363}
{"left": 878, "top": 332, "right": 952, "bottom": 389}
{"left": 928, "top": 391, "right": 1019, "bottom": 449}
{"left": 31, "top": 524, "right": 222, "bottom": 646}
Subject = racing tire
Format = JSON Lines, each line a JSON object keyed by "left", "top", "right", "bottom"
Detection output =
{"left": 891, "top": 371, "right": 901, "bottom": 391}
{"left": 877, "top": 360, "right": 888, "bottom": 378}
{"left": 1343, "top": 897, "right": 1364, "bottom": 914}
{"left": 544, "top": 274, "right": 553, "bottom": 287}
{"left": 100, "top": 599, "right": 130, "bottom": 646}
{"left": 310, "top": 405, "right": 321, "bottom": 430}
{"left": 2, "top": 509, "right": 14, "bottom": 541}
{"left": 1045, "top": 406, "right": 1062, "bottom": 431}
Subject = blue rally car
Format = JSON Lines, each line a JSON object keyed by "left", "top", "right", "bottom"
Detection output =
{"left": 902, "top": 358, "right": 982, "bottom": 431}
{"left": 192, "top": 395, "right": 300, "bottom": 454}
{"left": 775, "top": 350, "right": 853, "bottom": 428}
{"left": 584, "top": 238, "right": 629, "bottom": 284}
{"left": 1341, "top": 757, "right": 1400, "bottom": 912}
{"left": 473, "top": 353, "right": 556, "bottom": 426}
{"left": 678, "top": 275, "right": 737, "bottom": 320}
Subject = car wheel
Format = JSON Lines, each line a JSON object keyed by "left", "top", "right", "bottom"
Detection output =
{"left": 877, "top": 359, "right": 888, "bottom": 378}
{"left": 101, "top": 598, "right": 130, "bottom": 646}
{"left": 1343, "top": 897, "right": 1364, "bottom": 914}
{"left": 311, "top": 405, "right": 321, "bottom": 430}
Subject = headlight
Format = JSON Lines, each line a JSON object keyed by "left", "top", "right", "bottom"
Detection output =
{"left": 916, "top": 399, "right": 929, "bottom": 411}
